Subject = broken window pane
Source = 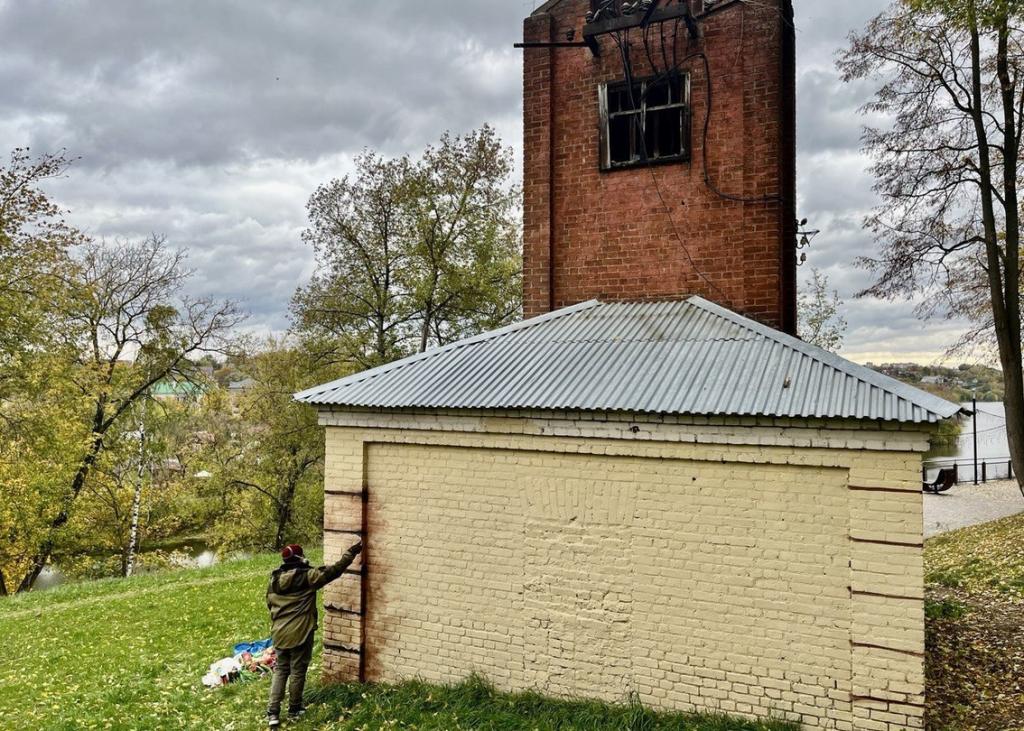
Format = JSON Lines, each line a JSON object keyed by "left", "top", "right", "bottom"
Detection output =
{"left": 646, "top": 107, "right": 684, "bottom": 159}
{"left": 609, "top": 115, "right": 638, "bottom": 164}
{"left": 667, "top": 75, "right": 683, "bottom": 104}
{"left": 609, "top": 85, "right": 641, "bottom": 113}
{"left": 646, "top": 79, "right": 670, "bottom": 107}
{"left": 601, "top": 74, "right": 689, "bottom": 170}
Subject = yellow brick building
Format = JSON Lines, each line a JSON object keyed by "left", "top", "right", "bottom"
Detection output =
{"left": 297, "top": 298, "right": 959, "bottom": 730}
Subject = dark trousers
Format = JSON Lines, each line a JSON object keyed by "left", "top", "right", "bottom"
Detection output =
{"left": 267, "top": 631, "right": 315, "bottom": 716}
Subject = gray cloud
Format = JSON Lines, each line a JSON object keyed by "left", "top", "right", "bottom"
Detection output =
{"left": 0, "top": 0, "right": 973, "bottom": 362}
{"left": 0, "top": 1, "right": 523, "bottom": 167}
{"left": 793, "top": 0, "right": 974, "bottom": 363}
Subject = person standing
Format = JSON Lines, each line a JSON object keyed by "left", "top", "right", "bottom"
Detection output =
{"left": 266, "top": 541, "right": 361, "bottom": 727}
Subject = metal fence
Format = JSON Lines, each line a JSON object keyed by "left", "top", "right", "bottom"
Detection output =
{"left": 923, "top": 458, "right": 1014, "bottom": 485}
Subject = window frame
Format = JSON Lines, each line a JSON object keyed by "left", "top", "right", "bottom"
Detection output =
{"left": 598, "top": 72, "right": 692, "bottom": 171}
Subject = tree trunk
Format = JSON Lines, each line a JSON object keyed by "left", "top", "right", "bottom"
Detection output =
{"left": 375, "top": 311, "right": 387, "bottom": 364}
{"left": 993, "top": 12, "right": 1024, "bottom": 494}
{"left": 1003, "top": 375, "right": 1024, "bottom": 491}
{"left": 274, "top": 483, "right": 295, "bottom": 549}
{"left": 273, "top": 454, "right": 304, "bottom": 548}
{"left": 0, "top": 569, "right": 8, "bottom": 597}
{"left": 964, "top": 7, "right": 1024, "bottom": 495}
{"left": 124, "top": 418, "right": 145, "bottom": 578}
{"left": 419, "top": 302, "right": 433, "bottom": 353}
{"left": 17, "top": 429, "right": 105, "bottom": 592}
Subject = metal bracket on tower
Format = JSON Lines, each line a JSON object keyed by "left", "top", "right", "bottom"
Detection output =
{"left": 582, "top": 1, "right": 699, "bottom": 57}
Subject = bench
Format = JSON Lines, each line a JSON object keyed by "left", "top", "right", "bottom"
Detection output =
{"left": 923, "top": 468, "right": 956, "bottom": 494}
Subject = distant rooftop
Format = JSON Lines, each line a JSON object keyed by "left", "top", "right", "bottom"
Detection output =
{"left": 296, "top": 297, "right": 961, "bottom": 424}
{"left": 151, "top": 379, "right": 204, "bottom": 398}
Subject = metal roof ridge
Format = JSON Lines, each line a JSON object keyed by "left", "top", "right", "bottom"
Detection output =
{"left": 545, "top": 335, "right": 759, "bottom": 344}
{"left": 293, "top": 299, "right": 603, "bottom": 403}
{"left": 684, "top": 295, "right": 963, "bottom": 419}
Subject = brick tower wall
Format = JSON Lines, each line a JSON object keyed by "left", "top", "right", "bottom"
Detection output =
{"left": 522, "top": 0, "right": 797, "bottom": 333}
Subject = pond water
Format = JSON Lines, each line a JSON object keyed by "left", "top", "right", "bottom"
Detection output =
{"left": 33, "top": 539, "right": 219, "bottom": 592}
{"left": 925, "top": 402, "right": 1011, "bottom": 482}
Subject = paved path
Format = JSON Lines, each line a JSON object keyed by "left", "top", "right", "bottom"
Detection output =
{"left": 924, "top": 479, "right": 1024, "bottom": 538}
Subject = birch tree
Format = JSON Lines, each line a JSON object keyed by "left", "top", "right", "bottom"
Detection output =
{"left": 797, "top": 268, "right": 847, "bottom": 352}
{"left": 840, "top": 0, "right": 1024, "bottom": 489}
{"left": 123, "top": 403, "right": 146, "bottom": 578}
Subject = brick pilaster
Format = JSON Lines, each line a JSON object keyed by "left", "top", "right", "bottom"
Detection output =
{"left": 522, "top": 12, "right": 555, "bottom": 319}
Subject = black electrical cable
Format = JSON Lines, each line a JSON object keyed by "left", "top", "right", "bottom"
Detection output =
{"left": 691, "top": 49, "right": 782, "bottom": 205}
{"left": 646, "top": 145, "right": 733, "bottom": 303}
{"left": 627, "top": 10, "right": 782, "bottom": 205}
{"left": 961, "top": 424, "right": 1009, "bottom": 436}
{"left": 974, "top": 408, "right": 1007, "bottom": 421}
{"left": 640, "top": 12, "right": 674, "bottom": 87}
{"left": 662, "top": 22, "right": 671, "bottom": 76}
{"left": 670, "top": 11, "right": 679, "bottom": 75}
{"left": 642, "top": 20, "right": 660, "bottom": 79}
{"left": 608, "top": 5, "right": 784, "bottom": 304}
{"left": 612, "top": 26, "right": 732, "bottom": 304}
{"left": 611, "top": 27, "right": 648, "bottom": 163}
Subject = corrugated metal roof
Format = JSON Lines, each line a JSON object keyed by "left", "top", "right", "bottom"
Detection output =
{"left": 295, "top": 297, "right": 961, "bottom": 424}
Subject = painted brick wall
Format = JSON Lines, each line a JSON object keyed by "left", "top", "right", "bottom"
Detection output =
{"left": 319, "top": 411, "right": 928, "bottom": 730}
{"left": 523, "top": 0, "right": 797, "bottom": 333}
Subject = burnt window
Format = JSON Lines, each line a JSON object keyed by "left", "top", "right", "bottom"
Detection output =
{"left": 599, "top": 73, "right": 690, "bottom": 170}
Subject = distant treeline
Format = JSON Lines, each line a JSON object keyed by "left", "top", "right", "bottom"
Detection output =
{"left": 872, "top": 363, "right": 1005, "bottom": 403}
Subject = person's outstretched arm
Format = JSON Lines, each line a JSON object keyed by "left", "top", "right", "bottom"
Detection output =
{"left": 306, "top": 542, "right": 362, "bottom": 590}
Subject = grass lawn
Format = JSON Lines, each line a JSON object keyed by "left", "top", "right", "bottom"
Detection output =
{"left": 0, "top": 551, "right": 795, "bottom": 731}
{"left": 925, "top": 511, "right": 1024, "bottom": 730}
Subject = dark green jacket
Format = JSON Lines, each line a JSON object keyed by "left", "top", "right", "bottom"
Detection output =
{"left": 266, "top": 546, "right": 359, "bottom": 650}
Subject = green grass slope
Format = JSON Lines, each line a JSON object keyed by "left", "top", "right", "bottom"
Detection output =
{"left": 0, "top": 552, "right": 795, "bottom": 731}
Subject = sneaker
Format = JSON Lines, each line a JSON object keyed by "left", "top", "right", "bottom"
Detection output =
{"left": 267, "top": 713, "right": 281, "bottom": 728}
{"left": 288, "top": 706, "right": 306, "bottom": 720}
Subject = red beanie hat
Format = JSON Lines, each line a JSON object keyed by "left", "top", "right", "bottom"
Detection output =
{"left": 281, "top": 544, "right": 304, "bottom": 561}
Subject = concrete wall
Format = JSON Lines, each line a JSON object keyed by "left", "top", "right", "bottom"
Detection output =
{"left": 522, "top": 0, "right": 798, "bottom": 332}
{"left": 320, "top": 409, "right": 929, "bottom": 730}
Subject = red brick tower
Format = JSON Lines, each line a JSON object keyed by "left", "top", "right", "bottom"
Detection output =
{"left": 522, "top": 0, "right": 797, "bottom": 333}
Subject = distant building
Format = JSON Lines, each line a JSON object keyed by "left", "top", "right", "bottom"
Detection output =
{"left": 228, "top": 378, "right": 257, "bottom": 396}
{"left": 151, "top": 379, "right": 205, "bottom": 403}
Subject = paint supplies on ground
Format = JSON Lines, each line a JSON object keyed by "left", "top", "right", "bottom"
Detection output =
{"left": 201, "top": 638, "right": 277, "bottom": 688}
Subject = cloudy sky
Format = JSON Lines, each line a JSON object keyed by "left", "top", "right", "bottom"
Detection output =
{"left": 0, "top": 0, "right": 976, "bottom": 364}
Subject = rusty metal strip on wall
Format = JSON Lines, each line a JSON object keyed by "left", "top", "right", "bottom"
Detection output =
{"left": 358, "top": 484, "right": 368, "bottom": 682}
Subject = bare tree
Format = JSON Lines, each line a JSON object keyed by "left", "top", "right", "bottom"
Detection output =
{"left": 14, "top": 236, "right": 243, "bottom": 591}
{"left": 840, "top": 0, "right": 1024, "bottom": 490}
